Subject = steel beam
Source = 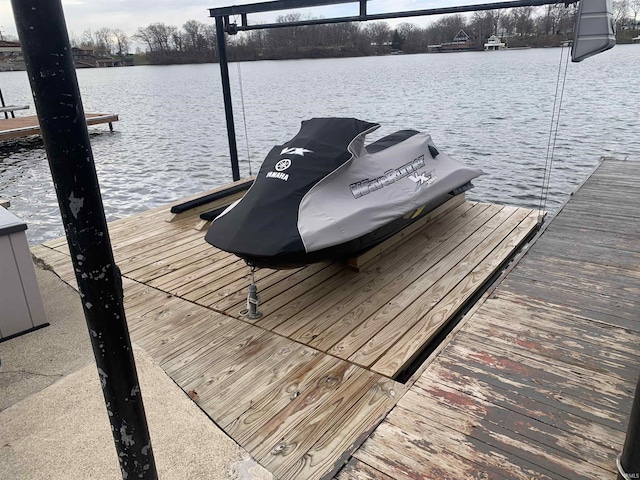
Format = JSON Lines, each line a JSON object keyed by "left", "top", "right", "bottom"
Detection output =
{"left": 216, "top": 15, "right": 241, "bottom": 181}
{"left": 210, "top": 0, "right": 577, "bottom": 31}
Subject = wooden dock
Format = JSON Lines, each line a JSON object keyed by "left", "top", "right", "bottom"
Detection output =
{"left": 342, "top": 157, "right": 640, "bottom": 479}
{"left": 29, "top": 157, "right": 638, "bottom": 479}
{"left": 0, "top": 113, "right": 118, "bottom": 141}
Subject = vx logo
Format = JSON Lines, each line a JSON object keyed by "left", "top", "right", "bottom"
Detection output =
{"left": 409, "top": 173, "right": 431, "bottom": 185}
{"left": 280, "top": 147, "right": 313, "bottom": 156}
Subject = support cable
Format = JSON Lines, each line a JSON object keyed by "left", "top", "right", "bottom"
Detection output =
{"left": 538, "top": 40, "right": 570, "bottom": 225}
{"left": 232, "top": 17, "right": 253, "bottom": 176}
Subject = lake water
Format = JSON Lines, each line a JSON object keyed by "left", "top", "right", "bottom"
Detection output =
{"left": 0, "top": 45, "right": 638, "bottom": 245}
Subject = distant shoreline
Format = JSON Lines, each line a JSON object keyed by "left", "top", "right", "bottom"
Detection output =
{"left": 1, "top": 37, "right": 638, "bottom": 71}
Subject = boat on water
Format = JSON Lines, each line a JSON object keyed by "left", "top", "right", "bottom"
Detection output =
{"left": 205, "top": 118, "right": 482, "bottom": 269}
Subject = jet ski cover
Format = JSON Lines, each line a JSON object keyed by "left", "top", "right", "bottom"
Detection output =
{"left": 206, "top": 118, "right": 482, "bottom": 267}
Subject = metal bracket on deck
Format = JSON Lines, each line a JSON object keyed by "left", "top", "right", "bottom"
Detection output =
{"left": 617, "top": 453, "right": 634, "bottom": 480}
{"left": 241, "top": 265, "right": 262, "bottom": 319}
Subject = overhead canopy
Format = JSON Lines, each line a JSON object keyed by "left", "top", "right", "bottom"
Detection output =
{"left": 207, "top": 0, "right": 580, "bottom": 182}
{"left": 209, "top": 0, "right": 578, "bottom": 32}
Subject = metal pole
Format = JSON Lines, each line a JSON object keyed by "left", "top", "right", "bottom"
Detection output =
{"left": 618, "top": 375, "right": 640, "bottom": 480}
{"left": 0, "top": 86, "right": 9, "bottom": 119}
{"left": 215, "top": 15, "right": 241, "bottom": 181}
{"left": 11, "top": 2, "right": 158, "bottom": 479}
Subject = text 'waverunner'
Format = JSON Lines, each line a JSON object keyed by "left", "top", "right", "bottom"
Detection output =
{"left": 205, "top": 118, "right": 483, "bottom": 269}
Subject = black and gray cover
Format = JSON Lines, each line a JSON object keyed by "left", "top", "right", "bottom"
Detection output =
{"left": 205, "top": 118, "right": 482, "bottom": 268}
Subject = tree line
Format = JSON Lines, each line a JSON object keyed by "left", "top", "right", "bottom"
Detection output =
{"left": 70, "top": 2, "right": 640, "bottom": 65}
{"left": 70, "top": 21, "right": 216, "bottom": 64}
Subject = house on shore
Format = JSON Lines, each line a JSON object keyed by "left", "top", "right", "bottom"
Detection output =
{"left": 428, "top": 29, "right": 476, "bottom": 53}
{"left": 484, "top": 34, "right": 506, "bottom": 50}
{"left": 71, "top": 46, "right": 133, "bottom": 68}
{"left": 1, "top": 42, "right": 131, "bottom": 70}
{"left": 0, "top": 40, "right": 25, "bottom": 71}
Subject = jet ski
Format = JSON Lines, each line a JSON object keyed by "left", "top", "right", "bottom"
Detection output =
{"left": 205, "top": 118, "right": 483, "bottom": 269}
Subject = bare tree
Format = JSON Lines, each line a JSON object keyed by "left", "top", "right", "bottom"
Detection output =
{"left": 183, "top": 20, "right": 207, "bottom": 52}
{"left": 94, "top": 27, "right": 113, "bottom": 56}
{"left": 202, "top": 24, "right": 217, "bottom": 52}
{"left": 500, "top": 9, "right": 516, "bottom": 36}
{"left": 326, "top": 22, "right": 360, "bottom": 49}
{"left": 113, "top": 29, "right": 130, "bottom": 56}
{"left": 396, "top": 21, "right": 427, "bottom": 54}
{"left": 512, "top": 6, "right": 535, "bottom": 36}
{"left": 629, "top": 0, "right": 640, "bottom": 27}
{"left": 363, "top": 21, "right": 391, "bottom": 49}
{"left": 133, "top": 26, "right": 154, "bottom": 52}
{"left": 134, "top": 23, "right": 177, "bottom": 53}
{"left": 69, "top": 32, "right": 80, "bottom": 48}
{"left": 172, "top": 31, "right": 184, "bottom": 52}
{"left": 471, "top": 11, "right": 497, "bottom": 48}
{"left": 428, "top": 14, "right": 468, "bottom": 43}
{"left": 81, "top": 29, "right": 94, "bottom": 48}
{"left": 614, "top": 0, "right": 630, "bottom": 28}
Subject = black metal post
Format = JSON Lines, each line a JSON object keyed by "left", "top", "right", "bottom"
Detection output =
{"left": 11, "top": 2, "right": 158, "bottom": 479}
{"left": 215, "top": 15, "right": 241, "bottom": 181}
{"left": 0, "top": 86, "right": 10, "bottom": 119}
{"left": 618, "top": 375, "right": 640, "bottom": 480}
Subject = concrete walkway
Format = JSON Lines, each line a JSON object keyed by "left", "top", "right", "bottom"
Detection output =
{"left": 0, "top": 265, "right": 271, "bottom": 480}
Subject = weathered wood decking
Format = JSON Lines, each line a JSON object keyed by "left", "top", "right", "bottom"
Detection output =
{"left": 32, "top": 179, "right": 537, "bottom": 479}
{"left": 342, "top": 158, "right": 639, "bottom": 479}
{"left": 0, "top": 113, "right": 118, "bottom": 141}
{"left": 31, "top": 158, "right": 638, "bottom": 479}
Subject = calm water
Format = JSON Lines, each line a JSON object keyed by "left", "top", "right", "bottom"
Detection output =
{"left": 1, "top": 45, "right": 638, "bottom": 244}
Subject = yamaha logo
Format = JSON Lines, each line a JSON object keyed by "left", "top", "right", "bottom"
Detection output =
{"left": 275, "top": 159, "right": 291, "bottom": 171}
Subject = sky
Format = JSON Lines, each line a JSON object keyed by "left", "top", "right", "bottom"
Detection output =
{"left": 0, "top": 0, "right": 490, "bottom": 41}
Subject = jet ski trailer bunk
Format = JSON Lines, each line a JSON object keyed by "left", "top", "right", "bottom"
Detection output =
{"left": 205, "top": 118, "right": 483, "bottom": 269}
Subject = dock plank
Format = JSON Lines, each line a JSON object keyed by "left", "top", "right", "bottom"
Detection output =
{"left": 258, "top": 371, "right": 379, "bottom": 477}
{"left": 30, "top": 176, "right": 560, "bottom": 478}
{"left": 415, "top": 373, "right": 624, "bottom": 455}
{"left": 0, "top": 113, "right": 118, "bottom": 141}
{"left": 344, "top": 158, "right": 638, "bottom": 480}
{"left": 370, "top": 211, "right": 537, "bottom": 377}
{"left": 285, "top": 377, "right": 400, "bottom": 480}
{"left": 225, "top": 354, "right": 346, "bottom": 441}
{"left": 200, "top": 345, "right": 322, "bottom": 428}
{"left": 330, "top": 207, "right": 526, "bottom": 368}
{"left": 270, "top": 202, "right": 486, "bottom": 341}
{"left": 303, "top": 203, "right": 495, "bottom": 352}
{"left": 336, "top": 458, "right": 395, "bottom": 480}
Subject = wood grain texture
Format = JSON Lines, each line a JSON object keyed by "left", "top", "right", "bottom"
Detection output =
{"left": 39, "top": 157, "right": 640, "bottom": 480}
{"left": 344, "top": 158, "right": 638, "bottom": 480}
{"left": 347, "top": 194, "right": 466, "bottom": 271}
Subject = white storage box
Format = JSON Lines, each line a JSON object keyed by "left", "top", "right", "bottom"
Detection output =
{"left": 0, "top": 206, "right": 48, "bottom": 340}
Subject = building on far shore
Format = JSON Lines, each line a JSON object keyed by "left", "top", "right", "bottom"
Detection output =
{"left": 484, "top": 35, "right": 506, "bottom": 51}
{"left": 428, "top": 29, "right": 475, "bottom": 53}
{"left": 1, "top": 42, "right": 132, "bottom": 71}
{"left": 71, "top": 47, "right": 133, "bottom": 68}
{"left": 0, "top": 40, "right": 25, "bottom": 71}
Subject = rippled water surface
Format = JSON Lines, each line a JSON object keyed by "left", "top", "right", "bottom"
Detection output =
{"left": 1, "top": 45, "right": 638, "bottom": 244}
